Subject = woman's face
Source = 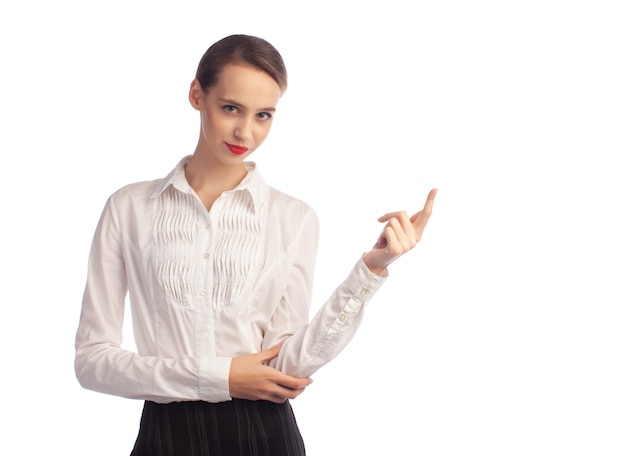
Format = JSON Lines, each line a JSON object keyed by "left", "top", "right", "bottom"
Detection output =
{"left": 190, "top": 63, "right": 282, "bottom": 167}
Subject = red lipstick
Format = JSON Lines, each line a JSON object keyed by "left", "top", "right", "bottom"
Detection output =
{"left": 226, "top": 143, "right": 249, "bottom": 155}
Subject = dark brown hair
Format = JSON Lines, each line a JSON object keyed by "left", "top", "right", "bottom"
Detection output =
{"left": 195, "top": 34, "right": 288, "bottom": 93}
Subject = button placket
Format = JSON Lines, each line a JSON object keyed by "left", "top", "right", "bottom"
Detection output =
{"left": 196, "top": 215, "right": 213, "bottom": 309}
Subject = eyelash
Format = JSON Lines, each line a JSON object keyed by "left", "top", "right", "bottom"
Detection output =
{"left": 222, "top": 105, "right": 272, "bottom": 120}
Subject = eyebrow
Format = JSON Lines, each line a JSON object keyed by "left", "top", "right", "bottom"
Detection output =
{"left": 218, "top": 98, "right": 276, "bottom": 112}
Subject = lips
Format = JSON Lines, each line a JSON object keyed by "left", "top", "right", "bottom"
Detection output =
{"left": 226, "top": 143, "right": 249, "bottom": 155}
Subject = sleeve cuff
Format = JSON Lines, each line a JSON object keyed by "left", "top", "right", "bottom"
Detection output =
{"left": 345, "top": 255, "right": 388, "bottom": 303}
{"left": 198, "top": 356, "right": 232, "bottom": 403}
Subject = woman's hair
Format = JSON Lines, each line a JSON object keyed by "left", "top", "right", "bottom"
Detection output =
{"left": 195, "top": 34, "right": 288, "bottom": 93}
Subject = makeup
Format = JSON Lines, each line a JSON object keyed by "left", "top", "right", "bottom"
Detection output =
{"left": 226, "top": 143, "right": 249, "bottom": 155}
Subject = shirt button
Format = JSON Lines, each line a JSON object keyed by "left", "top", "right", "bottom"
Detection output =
{"left": 205, "top": 223, "right": 211, "bottom": 229}
{"left": 203, "top": 253, "right": 209, "bottom": 259}
{"left": 338, "top": 313, "right": 346, "bottom": 322}
{"left": 200, "top": 289, "right": 208, "bottom": 296}
{"left": 360, "top": 288, "right": 369, "bottom": 296}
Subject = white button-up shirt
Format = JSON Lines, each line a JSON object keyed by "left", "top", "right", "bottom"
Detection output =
{"left": 75, "top": 157, "right": 386, "bottom": 403}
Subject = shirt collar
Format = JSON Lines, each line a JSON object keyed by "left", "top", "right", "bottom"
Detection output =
{"left": 151, "top": 156, "right": 269, "bottom": 212}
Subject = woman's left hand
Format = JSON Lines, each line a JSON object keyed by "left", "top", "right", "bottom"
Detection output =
{"left": 363, "top": 188, "right": 437, "bottom": 275}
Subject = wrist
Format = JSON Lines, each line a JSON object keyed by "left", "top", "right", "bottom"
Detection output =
{"left": 362, "top": 252, "right": 388, "bottom": 276}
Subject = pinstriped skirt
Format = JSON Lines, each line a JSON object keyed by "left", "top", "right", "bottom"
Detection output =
{"left": 130, "top": 399, "right": 306, "bottom": 456}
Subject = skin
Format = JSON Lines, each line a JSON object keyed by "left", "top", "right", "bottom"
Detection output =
{"left": 186, "top": 63, "right": 281, "bottom": 211}
{"left": 186, "top": 63, "right": 437, "bottom": 403}
{"left": 363, "top": 187, "right": 438, "bottom": 276}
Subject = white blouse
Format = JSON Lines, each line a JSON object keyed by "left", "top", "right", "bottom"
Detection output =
{"left": 75, "top": 157, "right": 386, "bottom": 403}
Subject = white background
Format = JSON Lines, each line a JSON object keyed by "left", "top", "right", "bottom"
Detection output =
{"left": 1, "top": 1, "right": 625, "bottom": 454}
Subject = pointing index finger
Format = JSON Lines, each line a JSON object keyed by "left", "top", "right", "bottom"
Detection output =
{"left": 410, "top": 188, "right": 438, "bottom": 223}
{"left": 424, "top": 187, "right": 438, "bottom": 212}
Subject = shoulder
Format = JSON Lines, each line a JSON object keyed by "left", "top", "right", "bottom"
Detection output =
{"left": 106, "top": 179, "right": 160, "bottom": 209}
{"left": 268, "top": 186, "right": 317, "bottom": 221}
{"left": 266, "top": 187, "right": 319, "bottom": 246}
{"left": 106, "top": 157, "right": 187, "bottom": 207}
{"left": 267, "top": 187, "right": 320, "bottom": 240}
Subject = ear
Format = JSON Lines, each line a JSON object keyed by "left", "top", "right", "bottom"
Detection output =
{"left": 188, "top": 79, "right": 204, "bottom": 110}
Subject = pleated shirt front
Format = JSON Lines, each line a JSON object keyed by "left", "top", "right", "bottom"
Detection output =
{"left": 75, "top": 156, "right": 386, "bottom": 403}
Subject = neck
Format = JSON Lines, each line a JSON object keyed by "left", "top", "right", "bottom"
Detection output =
{"left": 184, "top": 153, "right": 248, "bottom": 210}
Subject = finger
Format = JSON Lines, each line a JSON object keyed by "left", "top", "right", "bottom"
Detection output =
{"left": 274, "top": 383, "right": 309, "bottom": 401}
{"left": 390, "top": 218, "right": 419, "bottom": 252}
{"left": 374, "top": 216, "right": 399, "bottom": 249}
{"left": 374, "top": 216, "right": 411, "bottom": 252}
{"left": 278, "top": 386, "right": 307, "bottom": 401}
{"left": 258, "top": 380, "right": 311, "bottom": 403}
{"left": 410, "top": 188, "right": 438, "bottom": 226}
{"left": 424, "top": 188, "right": 438, "bottom": 212}
{"left": 382, "top": 224, "right": 401, "bottom": 253}
{"left": 395, "top": 211, "right": 415, "bottom": 235}
{"left": 276, "top": 373, "right": 313, "bottom": 391}
{"left": 377, "top": 211, "right": 406, "bottom": 224}
{"left": 263, "top": 371, "right": 311, "bottom": 402}
{"left": 257, "top": 343, "right": 282, "bottom": 362}
{"left": 267, "top": 385, "right": 307, "bottom": 403}
{"left": 379, "top": 189, "right": 437, "bottom": 224}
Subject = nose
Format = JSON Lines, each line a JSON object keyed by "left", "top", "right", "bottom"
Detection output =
{"left": 234, "top": 117, "right": 253, "bottom": 142}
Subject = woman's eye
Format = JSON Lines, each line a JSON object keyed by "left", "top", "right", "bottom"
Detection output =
{"left": 223, "top": 105, "right": 238, "bottom": 113}
{"left": 257, "top": 112, "right": 273, "bottom": 120}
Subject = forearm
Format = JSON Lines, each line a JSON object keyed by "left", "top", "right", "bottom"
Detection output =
{"left": 272, "top": 256, "right": 386, "bottom": 378}
{"left": 74, "top": 342, "right": 232, "bottom": 403}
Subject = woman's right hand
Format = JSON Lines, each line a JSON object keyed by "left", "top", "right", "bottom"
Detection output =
{"left": 229, "top": 344, "right": 313, "bottom": 403}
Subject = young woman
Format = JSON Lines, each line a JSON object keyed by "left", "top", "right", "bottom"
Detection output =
{"left": 75, "top": 34, "right": 437, "bottom": 455}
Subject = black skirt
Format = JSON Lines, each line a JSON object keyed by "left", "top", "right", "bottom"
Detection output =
{"left": 130, "top": 399, "right": 306, "bottom": 456}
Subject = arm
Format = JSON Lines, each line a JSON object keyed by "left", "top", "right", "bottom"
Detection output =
{"left": 227, "top": 206, "right": 320, "bottom": 402}
{"left": 270, "top": 188, "right": 438, "bottom": 378}
{"left": 74, "top": 196, "right": 232, "bottom": 403}
{"left": 228, "top": 344, "right": 312, "bottom": 403}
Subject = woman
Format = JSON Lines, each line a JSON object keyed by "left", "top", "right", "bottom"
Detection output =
{"left": 75, "top": 34, "right": 437, "bottom": 455}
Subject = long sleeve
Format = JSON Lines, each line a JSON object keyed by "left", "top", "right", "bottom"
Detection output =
{"left": 75, "top": 159, "right": 382, "bottom": 404}
{"left": 74, "top": 196, "right": 232, "bottom": 403}
{"left": 264, "top": 209, "right": 387, "bottom": 378}
{"left": 282, "top": 257, "right": 385, "bottom": 378}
